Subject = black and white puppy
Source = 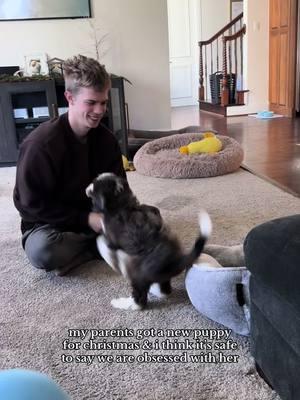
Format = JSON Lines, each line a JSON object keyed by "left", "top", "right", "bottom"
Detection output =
{"left": 86, "top": 173, "right": 212, "bottom": 311}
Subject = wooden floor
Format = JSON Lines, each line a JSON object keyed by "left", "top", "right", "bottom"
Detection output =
{"left": 171, "top": 106, "right": 300, "bottom": 197}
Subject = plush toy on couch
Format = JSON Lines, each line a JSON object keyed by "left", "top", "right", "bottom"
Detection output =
{"left": 179, "top": 132, "right": 222, "bottom": 155}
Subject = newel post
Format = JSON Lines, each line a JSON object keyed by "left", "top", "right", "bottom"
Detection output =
{"left": 221, "top": 36, "right": 229, "bottom": 106}
{"left": 198, "top": 42, "right": 205, "bottom": 101}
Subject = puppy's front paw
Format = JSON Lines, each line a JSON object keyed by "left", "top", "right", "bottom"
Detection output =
{"left": 149, "top": 283, "right": 167, "bottom": 299}
{"left": 111, "top": 297, "right": 142, "bottom": 311}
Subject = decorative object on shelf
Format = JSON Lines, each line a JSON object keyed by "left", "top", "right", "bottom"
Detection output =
{"left": 0, "top": 74, "right": 52, "bottom": 82}
{"left": 13, "top": 109, "right": 29, "bottom": 119}
{"left": 82, "top": 22, "right": 132, "bottom": 86}
{"left": 87, "top": 20, "right": 109, "bottom": 62}
{"left": 32, "top": 107, "right": 50, "bottom": 118}
{"left": 13, "top": 69, "right": 24, "bottom": 78}
{"left": 24, "top": 53, "right": 49, "bottom": 76}
{"left": 47, "top": 57, "right": 64, "bottom": 78}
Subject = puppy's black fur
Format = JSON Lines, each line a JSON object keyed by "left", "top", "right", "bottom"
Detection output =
{"left": 86, "top": 173, "right": 211, "bottom": 310}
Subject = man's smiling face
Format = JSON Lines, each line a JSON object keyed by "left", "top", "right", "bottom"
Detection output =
{"left": 65, "top": 86, "right": 110, "bottom": 137}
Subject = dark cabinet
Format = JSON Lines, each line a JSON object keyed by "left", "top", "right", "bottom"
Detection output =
{"left": 0, "top": 76, "right": 129, "bottom": 165}
{"left": 0, "top": 80, "right": 57, "bottom": 164}
{"left": 108, "top": 76, "right": 129, "bottom": 157}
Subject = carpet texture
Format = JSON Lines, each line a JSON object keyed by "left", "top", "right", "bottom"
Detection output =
{"left": 133, "top": 133, "right": 243, "bottom": 178}
{"left": 1, "top": 166, "right": 299, "bottom": 400}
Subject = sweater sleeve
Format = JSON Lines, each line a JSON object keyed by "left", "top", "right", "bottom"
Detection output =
{"left": 13, "top": 143, "right": 89, "bottom": 229}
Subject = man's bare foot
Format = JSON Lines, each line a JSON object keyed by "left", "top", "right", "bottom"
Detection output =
{"left": 203, "top": 244, "right": 245, "bottom": 267}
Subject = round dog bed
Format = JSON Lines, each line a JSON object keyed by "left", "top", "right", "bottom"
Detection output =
{"left": 133, "top": 133, "right": 244, "bottom": 178}
{"left": 128, "top": 125, "right": 212, "bottom": 159}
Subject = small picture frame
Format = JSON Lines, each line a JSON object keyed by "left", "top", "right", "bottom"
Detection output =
{"left": 47, "top": 57, "right": 64, "bottom": 77}
{"left": 24, "top": 53, "right": 49, "bottom": 76}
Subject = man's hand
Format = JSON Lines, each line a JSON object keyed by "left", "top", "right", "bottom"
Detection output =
{"left": 88, "top": 212, "right": 103, "bottom": 233}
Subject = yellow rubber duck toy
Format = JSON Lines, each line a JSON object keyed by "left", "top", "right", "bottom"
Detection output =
{"left": 179, "top": 132, "right": 222, "bottom": 155}
{"left": 122, "top": 155, "right": 135, "bottom": 171}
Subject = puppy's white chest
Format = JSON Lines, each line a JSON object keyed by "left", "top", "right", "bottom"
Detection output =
{"left": 96, "top": 235, "right": 131, "bottom": 280}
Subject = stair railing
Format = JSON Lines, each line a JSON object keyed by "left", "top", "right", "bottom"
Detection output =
{"left": 199, "top": 12, "right": 246, "bottom": 107}
{"left": 221, "top": 24, "right": 247, "bottom": 106}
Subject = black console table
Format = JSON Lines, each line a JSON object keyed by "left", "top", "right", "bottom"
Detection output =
{"left": 0, "top": 76, "right": 128, "bottom": 165}
{"left": 0, "top": 80, "right": 57, "bottom": 164}
{"left": 105, "top": 76, "right": 129, "bottom": 157}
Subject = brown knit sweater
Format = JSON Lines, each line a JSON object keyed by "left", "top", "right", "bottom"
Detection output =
{"left": 13, "top": 113, "right": 126, "bottom": 234}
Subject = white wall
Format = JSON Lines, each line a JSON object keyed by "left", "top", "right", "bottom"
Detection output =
{"left": 198, "top": 0, "right": 230, "bottom": 101}
{"left": 199, "top": 0, "right": 230, "bottom": 40}
{"left": 0, "top": 0, "right": 171, "bottom": 130}
{"left": 227, "top": 0, "right": 269, "bottom": 115}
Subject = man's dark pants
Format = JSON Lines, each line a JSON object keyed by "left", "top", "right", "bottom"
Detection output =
{"left": 22, "top": 224, "right": 99, "bottom": 274}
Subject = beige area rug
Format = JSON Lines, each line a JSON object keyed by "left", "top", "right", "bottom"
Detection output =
{"left": 1, "top": 166, "right": 300, "bottom": 400}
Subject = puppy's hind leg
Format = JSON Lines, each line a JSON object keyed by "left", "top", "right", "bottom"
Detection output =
{"left": 160, "top": 281, "right": 172, "bottom": 295}
{"left": 132, "top": 281, "right": 150, "bottom": 309}
{"left": 111, "top": 281, "right": 150, "bottom": 311}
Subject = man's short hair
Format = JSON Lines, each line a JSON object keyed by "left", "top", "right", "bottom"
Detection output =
{"left": 62, "top": 54, "right": 110, "bottom": 94}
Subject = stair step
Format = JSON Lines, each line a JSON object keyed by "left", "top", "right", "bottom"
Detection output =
{"left": 199, "top": 100, "right": 245, "bottom": 116}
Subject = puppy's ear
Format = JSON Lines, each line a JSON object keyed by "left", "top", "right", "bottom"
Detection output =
{"left": 86, "top": 183, "right": 94, "bottom": 198}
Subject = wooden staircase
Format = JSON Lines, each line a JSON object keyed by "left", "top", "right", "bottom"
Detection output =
{"left": 199, "top": 13, "right": 247, "bottom": 116}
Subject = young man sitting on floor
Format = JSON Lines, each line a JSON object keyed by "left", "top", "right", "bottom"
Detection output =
{"left": 13, "top": 55, "right": 125, "bottom": 275}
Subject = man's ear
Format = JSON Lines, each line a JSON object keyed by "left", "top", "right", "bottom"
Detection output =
{"left": 64, "top": 90, "right": 75, "bottom": 106}
{"left": 86, "top": 183, "right": 94, "bottom": 198}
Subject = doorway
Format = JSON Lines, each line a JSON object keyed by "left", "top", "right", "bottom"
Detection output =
{"left": 269, "top": 0, "right": 297, "bottom": 117}
{"left": 167, "top": 0, "right": 200, "bottom": 107}
{"left": 167, "top": 0, "right": 231, "bottom": 107}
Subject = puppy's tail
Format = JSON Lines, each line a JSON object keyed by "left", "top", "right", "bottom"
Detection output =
{"left": 178, "top": 210, "right": 212, "bottom": 273}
